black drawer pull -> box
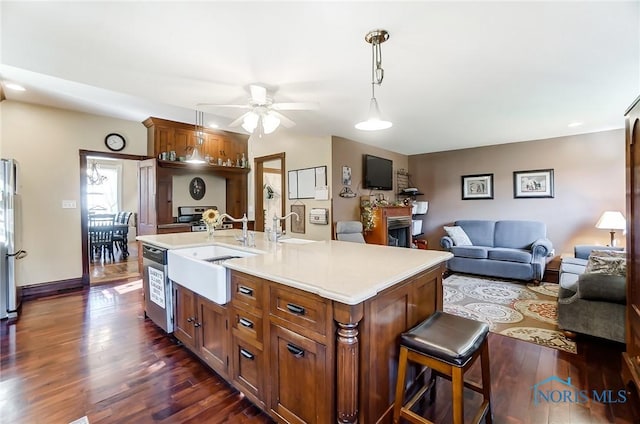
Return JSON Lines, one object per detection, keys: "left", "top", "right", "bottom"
{"left": 194, "top": 322, "right": 201, "bottom": 328}
{"left": 286, "top": 343, "right": 305, "bottom": 358}
{"left": 187, "top": 317, "right": 193, "bottom": 323}
{"left": 238, "top": 286, "right": 253, "bottom": 296}
{"left": 286, "top": 303, "right": 306, "bottom": 315}
{"left": 240, "top": 348, "right": 254, "bottom": 360}
{"left": 239, "top": 317, "right": 254, "bottom": 328}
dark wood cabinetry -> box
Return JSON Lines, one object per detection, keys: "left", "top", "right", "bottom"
{"left": 623, "top": 95, "right": 640, "bottom": 393}
{"left": 173, "top": 283, "right": 229, "bottom": 378}
{"left": 138, "top": 117, "right": 250, "bottom": 235}
{"left": 173, "top": 283, "right": 198, "bottom": 350}
{"left": 171, "top": 262, "right": 445, "bottom": 423}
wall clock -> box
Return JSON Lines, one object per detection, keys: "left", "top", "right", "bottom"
{"left": 189, "top": 177, "right": 206, "bottom": 200}
{"left": 105, "top": 133, "right": 126, "bottom": 151}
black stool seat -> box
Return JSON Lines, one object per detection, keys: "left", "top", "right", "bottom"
{"left": 401, "top": 311, "right": 490, "bottom": 367}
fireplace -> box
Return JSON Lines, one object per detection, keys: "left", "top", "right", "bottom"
{"left": 362, "top": 205, "right": 413, "bottom": 247}
{"left": 387, "top": 216, "right": 412, "bottom": 248}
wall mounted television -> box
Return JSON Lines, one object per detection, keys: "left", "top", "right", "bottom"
{"left": 363, "top": 154, "right": 393, "bottom": 191}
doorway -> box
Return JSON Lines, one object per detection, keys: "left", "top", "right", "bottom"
{"left": 80, "top": 150, "right": 148, "bottom": 285}
{"left": 254, "top": 153, "right": 285, "bottom": 232}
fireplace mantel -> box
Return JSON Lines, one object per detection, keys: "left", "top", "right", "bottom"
{"left": 362, "top": 205, "right": 413, "bottom": 247}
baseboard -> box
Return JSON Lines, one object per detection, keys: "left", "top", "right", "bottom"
{"left": 21, "top": 278, "right": 85, "bottom": 300}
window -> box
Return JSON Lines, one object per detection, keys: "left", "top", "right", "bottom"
{"left": 87, "top": 159, "right": 122, "bottom": 213}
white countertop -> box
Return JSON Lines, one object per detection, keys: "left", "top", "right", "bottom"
{"left": 137, "top": 230, "right": 452, "bottom": 305}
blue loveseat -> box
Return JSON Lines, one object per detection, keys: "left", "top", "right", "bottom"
{"left": 440, "top": 220, "right": 553, "bottom": 282}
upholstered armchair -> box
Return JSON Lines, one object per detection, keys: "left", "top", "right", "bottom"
{"left": 557, "top": 245, "right": 626, "bottom": 342}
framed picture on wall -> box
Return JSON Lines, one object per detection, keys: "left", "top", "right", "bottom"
{"left": 461, "top": 174, "right": 494, "bottom": 200}
{"left": 513, "top": 169, "right": 554, "bottom": 198}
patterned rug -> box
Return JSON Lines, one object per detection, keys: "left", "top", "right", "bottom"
{"left": 443, "top": 274, "right": 577, "bottom": 354}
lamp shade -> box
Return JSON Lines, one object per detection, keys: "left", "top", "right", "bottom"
{"left": 595, "top": 211, "right": 626, "bottom": 230}
{"left": 355, "top": 97, "right": 392, "bottom": 131}
{"left": 185, "top": 145, "right": 206, "bottom": 164}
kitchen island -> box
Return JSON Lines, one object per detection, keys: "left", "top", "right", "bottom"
{"left": 137, "top": 230, "right": 452, "bottom": 423}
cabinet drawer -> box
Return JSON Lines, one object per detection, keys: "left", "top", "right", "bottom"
{"left": 231, "top": 307, "right": 264, "bottom": 346}
{"left": 270, "top": 285, "right": 329, "bottom": 337}
{"left": 231, "top": 337, "right": 264, "bottom": 404}
{"left": 231, "top": 272, "right": 264, "bottom": 312}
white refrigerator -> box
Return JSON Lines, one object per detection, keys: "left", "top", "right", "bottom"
{"left": 0, "top": 159, "right": 27, "bottom": 319}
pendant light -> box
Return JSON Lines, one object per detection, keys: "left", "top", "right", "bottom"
{"left": 356, "top": 29, "right": 392, "bottom": 131}
{"left": 87, "top": 160, "right": 107, "bottom": 185}
{"left": 187, "top": 109, "right": 206, "bottom": 164}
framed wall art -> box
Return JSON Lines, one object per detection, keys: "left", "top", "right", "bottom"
{"left": 513, "top": 169, "right": 554, "bottom": 198}
{"left": 461, "top": 174, "right": 494, "bottom": 200}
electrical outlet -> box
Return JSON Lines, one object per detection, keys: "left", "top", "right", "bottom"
{"left": 62, "top": 200, "right": 77, "bottom": 209}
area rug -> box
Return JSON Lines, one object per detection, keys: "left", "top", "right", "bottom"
{"left": 443, "top": 274, "right": 577, "bottom": 354}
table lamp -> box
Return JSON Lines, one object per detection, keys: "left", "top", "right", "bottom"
{"left": 595, "top": 211, "right": 626, "bottom": 246}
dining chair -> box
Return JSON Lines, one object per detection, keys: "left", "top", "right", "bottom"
{"left": 112, "top": 212, "right": 133, "bottom": 257}
{"left": 88, "top": 213, "right": 115, "bottom": 262}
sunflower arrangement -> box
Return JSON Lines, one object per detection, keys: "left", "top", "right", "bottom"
{"left": 202, "top": 209, "right": 220, "bottom": 226}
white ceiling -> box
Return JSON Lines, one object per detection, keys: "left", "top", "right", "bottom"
{"left": 1, "top": 1, "right": 639, "bottom": 155}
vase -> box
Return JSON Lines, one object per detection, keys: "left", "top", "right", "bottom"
{"left": 206, "top": 223, "right": 215, "bottom": 239}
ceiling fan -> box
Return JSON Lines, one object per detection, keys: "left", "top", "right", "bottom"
{"left": 199, "top": 84, "right": 317, "bottom": 137}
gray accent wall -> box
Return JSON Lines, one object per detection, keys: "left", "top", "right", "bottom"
{"left": 409, "top": 129, "right": 625, "bottom": 255}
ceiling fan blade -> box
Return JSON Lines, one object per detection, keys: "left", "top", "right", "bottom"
{"left": 270, "top": 111, "right": 296, "bottom": 128}
{"left": 272, "top": 102, "right": 319, "bottom": 111}
{"left": 228, "top": 112, "right": 250, "bottom": 127}
{"left": 250, "top": 85, "right": 267, "bottom": 104}
{"left": 198, "top": 103, "right": 249, "bottom": 109}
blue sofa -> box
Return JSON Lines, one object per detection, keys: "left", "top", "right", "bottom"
{"left": 440, "top": 220, "right": 553, "bottom": 282}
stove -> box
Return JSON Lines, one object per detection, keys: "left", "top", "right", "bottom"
{"left": 177, "top": 206, "right": 217, "bottom": 232}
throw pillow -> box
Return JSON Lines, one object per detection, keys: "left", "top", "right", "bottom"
{"left": 443, "top": 226, "right": 473, "bottom": 246}
{"left": 585, "top": 250, "right": 626, "bottom": 277}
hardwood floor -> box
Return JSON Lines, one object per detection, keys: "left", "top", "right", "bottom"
{"left": 90, "top": 242, "right": 141, "bottom": 285}
{"left": 1, "top": 281, "right": 638, "bottom": 423}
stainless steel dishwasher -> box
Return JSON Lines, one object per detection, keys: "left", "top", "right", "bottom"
{"left": 142, "top": 244, "right": 173, "bottom": 333}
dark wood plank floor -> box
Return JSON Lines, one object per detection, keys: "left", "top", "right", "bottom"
{"left": 1, "top": 280, "right": 638, "bottom": 423}
{"left": 90, "top": 242, "right": 140, "bottom": 285}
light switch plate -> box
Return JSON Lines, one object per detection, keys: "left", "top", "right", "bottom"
{"left": 62, "top": 200, "right": 77, "bottom": 209}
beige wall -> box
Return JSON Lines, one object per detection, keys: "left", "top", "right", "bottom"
{"left": 331, "top": 136, "right": 409, "bottom": 227}
{"left": 1, "top": 101, "right": 147, "bottom": 286}
{"left": 409, "top": 130, "right": 625, "bottom": 255}
{"left": 172, "top": 174, "right": 227, "bottom": 217}
{"left": 249, "top": 130, "right": 332, "bottom": 241}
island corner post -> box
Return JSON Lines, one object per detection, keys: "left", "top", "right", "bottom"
{"left": 332, "top": 263, "right": 445, "bottom": 423}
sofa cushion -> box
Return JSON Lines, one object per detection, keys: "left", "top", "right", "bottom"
{"left": 493, "top": 220, "right": 546, "bottom": 249}
{"left": 450, "top": 246, "right": 489, "bottom": 259}
{"left": 585, "top": 250, "right": 626, "bottom": 277}
{"left": 443, "top": 226, "right": 472, "bottom": 246}
{"left": 454, "top": 220, "right": 495, "bottom": 247}
{"left": 487, "top": 248, "right": 532, "bottom": 263}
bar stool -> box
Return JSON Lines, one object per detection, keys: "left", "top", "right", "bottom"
{"left": 393, "top": 311, "right": 492, "bottom": 424}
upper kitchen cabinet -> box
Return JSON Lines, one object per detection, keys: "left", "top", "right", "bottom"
{"left": 143, "top": 117, "right": 248, "bottom": 166}
{"left": 139, "top": 118, "right": 250, "bottom": 234}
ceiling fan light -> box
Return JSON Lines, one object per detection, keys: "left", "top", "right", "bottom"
{"left": 262, "top": 113, "right": 281, "bottom": 134}
{"left": 242, "top": 112, "right": 259, "bottom": 133}
{"left": 355, "top": 97, "right": 392, "bottom": 131}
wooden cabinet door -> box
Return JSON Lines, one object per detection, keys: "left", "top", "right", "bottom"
{"left": 156, "top": 170, "right": 173, "bottom": 225}
{"left": 138, "top": 159, "right": 157, "bottom": 236}
{"left": 269, "top": 324, "right": 330, "bottom": 424}
{"left": 198, "top": 297, "right": 229, "bottom": 377}
{"left": 173, "top": 284, "right": 198, "bottom": 350}
{"left": 624, "top": 95, "right": 640, "bottom": 391}
{"left": 154, "top": 125, "right": 173, "bottom": 156}
{"left": 231, "top": 336, "right": 264, "bottom": 405}
{"left": 174, "top": 128, "right": 194, "bottom": 158}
